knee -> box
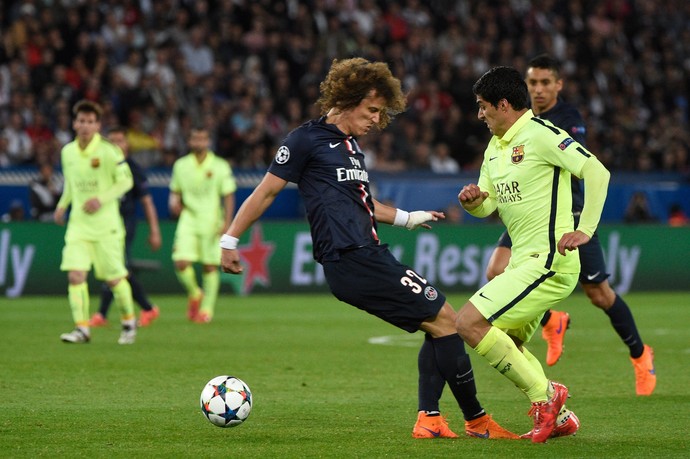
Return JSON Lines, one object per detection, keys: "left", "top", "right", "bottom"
{"left": 485, "top": 265, "right": 500, "bottom": 281}
{"left": 454, "top": 306, "right": 472, "bottom": 337}
{"left": 106, "top": 277, "right": 124, "bottom": 289}
{"left": 454, "top": 304, "right": 490, "bottom": 348}
{"left": 585, "top": 284, "right": 615, "bottom": 309}
{"left": 432, "top": 304, "right": 460, "bottom": 336}
{"left": 175, "top": 261, "right": 189, "bottom": 271}
{"left": 68, "top": 271, "right": 86, "bottom": 285}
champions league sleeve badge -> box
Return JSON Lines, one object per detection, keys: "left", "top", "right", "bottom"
{"left": 275, "top": 146, "right": 290, "bottom": 164}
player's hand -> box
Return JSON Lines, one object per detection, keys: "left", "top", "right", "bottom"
{"left": 221, "top": 248, "right": 243, "bottom": 274}
{"left": 406, "top": 210, "right": 445, "bottom": 230}
{"left": 54, "top": 208, "right": 66, "bottom": 225}
{"left": 169, "top": 202, "right": 182, "bottom": 217}
{"left": 557, "top": 230, "right": 591, "bottom": 255}
{"left": 169, "top": 194, "right": 183, "bottom": 217}
{"left": 148, "top": 230, "right": 162, "bottom": 251}
{"left": 83, "top": 197, "right": 102, "bottom": 214}
{"left": 458, "top": 184, "right": 489, "bottom": 210}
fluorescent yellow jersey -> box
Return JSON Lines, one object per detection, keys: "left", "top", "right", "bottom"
{"left": 170, "top": 151, "right": 236, "bottom": 235}
{"left": 57, "top": 133, "right": 133, "bottom": 241}
{"left": 469, "top": 110, "right": 601, "bottom": 273}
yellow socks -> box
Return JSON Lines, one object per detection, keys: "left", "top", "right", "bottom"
{"left": 111, "top": 278, "right": 135, "bottom": 321}
{"left": 68, "top": 282, "right": 90, "bottom": 327}
{"left": 200, "top": 270, "right": 219, "bottom": 317}
{"left": 176, "top": 265, "right": 201, "bottom": 298}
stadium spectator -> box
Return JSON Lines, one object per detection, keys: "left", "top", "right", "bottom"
{"left": 366, "top": 131, "right": 406, "bottom": 173}
{"left": 624, "top": 191, "right": 657, "bottom": 223}
{"left": 29, "top": 163, "right": 61, "bottom": 221}
{"left": 668, "top": 203, "right": 689, "bottom": 227}
{"left": 179, "top": 25, "right": 214, "bottom": 77}
{"left": 2, "top": 199, "right": 25, "bottom": 222}
{"left": 429, "top": 141, "right": 460, "bottom": 174}
{"left": 3, "top": 112, "right": 33, "bottom": 165}
{"left": 0, "top": 0, "right": 686, "bottom": 178}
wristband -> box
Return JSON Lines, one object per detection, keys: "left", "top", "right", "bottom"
{"left": 219, "top": 234, "right": 239, "bottom": 250}
{"left": 393, "top": 208, "right": 410, "bottom": 227}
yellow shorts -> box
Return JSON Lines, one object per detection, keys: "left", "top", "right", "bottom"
{"left": 470, "top": 260, "right": 578, "bottom": 343}
{"left": 60, "top": 237, "right": 128, "bottom": 281}
{"left": 171, "top": 229, "right": 221, "bottom": 265}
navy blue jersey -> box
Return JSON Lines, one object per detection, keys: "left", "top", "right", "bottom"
{"left": 537, "top": 99, "right": 587, "bottom": 213}
{"left": 120, "top": 157, "right": 150, "bottom": 235}
{"left": 268, "top": 117, "right": 378, "bottom": 263}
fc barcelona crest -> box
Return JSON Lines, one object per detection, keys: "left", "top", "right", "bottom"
{"left": 91, "top": 158, "right": 100, "bottom": 168}
{"left": 511, "top": 145, "right": 525, "bottom": 164}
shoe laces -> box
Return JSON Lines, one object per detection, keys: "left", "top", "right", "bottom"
{"left": 528, "top": 402, "right": 546, "bottom": 423}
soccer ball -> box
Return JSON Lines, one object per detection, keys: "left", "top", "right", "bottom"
{"left": 200, "top": 375, "right": 252, "bottom": 428}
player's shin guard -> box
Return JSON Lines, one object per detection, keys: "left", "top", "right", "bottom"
{"left": 68, "top": 282, "right": 90, "bottom": 326}
{"left": 175, "top": 265, "right": 200, "bottom": 297}
{"left": 475, "top": 327, "right": 549, "bottom": 403}
{"left": 200, "top": 270, "right": 219, "bottom": 317}
{"left": 111, "top": 278, "right": 135, "bottom": 321}
{"left": 606, "top": 295, "right": 645, "bottom": 358}
{"left": 522, "top": 346, "right": 547, "bottom": 379}
{"left": 417, "top": 334, "right": 444, "bottom": 413}
{"left": 432, "top": 334, "right": 484, "bottom": 420}
{"left": 128, "top": 273, "right": 154, "bottom": 311}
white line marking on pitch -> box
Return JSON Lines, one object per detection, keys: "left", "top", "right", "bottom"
{"left": 368, "top": 335, "right": 422, "bottom": 347}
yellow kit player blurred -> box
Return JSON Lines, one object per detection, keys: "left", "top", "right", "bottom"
{"left": 169, "top": 127, "right": 236, "bottom": 323}
{"left": 54, "top": 100, "right": 137, "bottom": 345}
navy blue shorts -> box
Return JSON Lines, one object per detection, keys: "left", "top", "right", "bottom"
{"left": 322, "top": 244, "right": 446, "bottom": 333}
{"left": 495, "top": 228, "right": 609, "bottom": 285}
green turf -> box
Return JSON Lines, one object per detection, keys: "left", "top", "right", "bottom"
{"left": 0, "top": 292, "right": 688, "bottom": 458}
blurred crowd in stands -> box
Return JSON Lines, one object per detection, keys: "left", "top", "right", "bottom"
{"left": 0, "top": 0, "right": 689, "bottom": 175}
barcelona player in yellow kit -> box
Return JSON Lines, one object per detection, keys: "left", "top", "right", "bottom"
{"left": 485, "top": 55, "right": 655, "bottom": 396}
{"left": 55, "top": 100, "right": 136, "bottom": 345}
{"left": 169, "top": 127, "right": 236, "bottom": 323}
{"left": 457, "top": 67, "right": 610, "bottom": 442}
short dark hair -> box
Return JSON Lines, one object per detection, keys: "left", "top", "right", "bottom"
{"left": 72, "top": 99, "right": 103, "bottom": 120}
{"left": 472, "top": 66, "right": 530, "bottom": 110}
{"left": 107, "top": 125, "right": 127, "bottom": 136}
{"left": 527, "top": 54, "right": 561, "bottom": 79}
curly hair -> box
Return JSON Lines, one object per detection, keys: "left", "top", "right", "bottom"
{"left": 316, "top": 58, "right": 406, "bottom": 129}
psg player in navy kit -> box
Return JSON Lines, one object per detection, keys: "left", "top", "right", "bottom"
{"left": 484, "top": 55, "right": 655, "bottom": 395}
{"left": 220, "top": 58, "right": 519, "bottom": 439}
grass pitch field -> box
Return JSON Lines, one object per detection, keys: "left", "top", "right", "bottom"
{"left": 1, "top": 292, "right": 688, "bottom": 458}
